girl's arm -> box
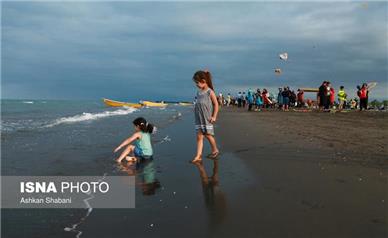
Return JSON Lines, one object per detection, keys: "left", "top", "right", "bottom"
{"left": 209, "top": 90, "right": 219, "bottom": 123}
{"left": 113, "top": 132, "right": 141, "bottom": 153}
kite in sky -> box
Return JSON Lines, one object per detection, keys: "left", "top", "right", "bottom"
{"left": 279, "top": 52, "right": 288, "bottom": 61}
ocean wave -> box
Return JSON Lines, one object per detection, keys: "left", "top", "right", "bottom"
{"left": 22, "top": 101, "right": 34, "bottom": 104}
{"left": 43, "top": 108, "right": 137, "bottom": 128}
{"left": 2, "top": 108, "right": 137, "bottom": 132}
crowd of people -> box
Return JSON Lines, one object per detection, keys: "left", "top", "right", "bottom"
{"left": 215, "top": 81, "right": 376, "bottom": 112}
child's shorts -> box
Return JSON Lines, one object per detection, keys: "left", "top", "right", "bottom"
{"left": 134, "top": 146, "right": 153, "bottom": 160}
{"left": 134, "top": 146, "right": 143, "bottom": 157}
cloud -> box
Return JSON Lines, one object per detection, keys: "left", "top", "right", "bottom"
{"left": 2, "top": 1, "right": 387, "bottom": 100}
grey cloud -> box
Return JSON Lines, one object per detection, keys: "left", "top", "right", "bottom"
{"left": 2, "top": 1, "right": 387, "bottom": 100}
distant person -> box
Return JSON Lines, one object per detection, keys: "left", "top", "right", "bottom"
{"left": 226, "top": 93, "right": 231, "bottom": 106}
{"left": 262, "top": 89, "right": 272, "bottom": 108}
{"left": 191, "top": 70, "right": 220, "bottom": 162}
{"left": 318, "top": 81, "right": 327, "bottom": 110}
{"left": 255, "top": 89, "right": 263, "bottom": 111}
{"left": 277, "top": 87, "right": 283, "bottom": 109}
{"left": 114, "top": 117, "right": 155, "bottom": 163}
{"left": 297, "top": 89, "right": 304, "bottom": 107}
{"left": 329, "top": 85, "right": 335, "bottom": 107}
{"left": 218, "top": 93, "right": 224, "bottom": 106}
{"left": 324, "top": 81, "right": 332, "bottom": 110}
{"left": 242, "top": 92, "right": 247, "bottom": 108}
{"left": 289, "top": 90, "right": 297, "bottom": 107}
{"left": 247, "top": 90, "right": 254, "bottom": 111}
{"left": 281, "top": 86, "right": 290, "bottom": 111}
{"left": 358, "top": 83, "right": 369, "bottom": 111}
{"left": 337, "top": 86, "right": 347, "bottom": 110}
{"left": 237, "top": 92, "right": 242, "bottom": 107}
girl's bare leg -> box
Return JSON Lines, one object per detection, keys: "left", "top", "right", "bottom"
{"left": 192, "top": 132, "right": 204, "bottom": 162}
{"left": 116, "top": 145, "right": 135, "bottom": 163}
{"left": 205, "top": 134, "right": 219, "bottom": 154}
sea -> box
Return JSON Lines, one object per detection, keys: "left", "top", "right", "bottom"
{"left": 1, "top": 99, "right": 254, "bottom": 238}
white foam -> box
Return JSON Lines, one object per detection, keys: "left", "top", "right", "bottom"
{"left": 64, "top": 174, "right": 107, "bottom": 238}
{"left": 44, "top": 108, "right": 137, "bottom": 128}
{"left": 22, "top": 101, "right": 34, "bottom": 104}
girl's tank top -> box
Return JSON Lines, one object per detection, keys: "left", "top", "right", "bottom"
{"left": 135, "top": 132, "right": 153, "bottom": 156}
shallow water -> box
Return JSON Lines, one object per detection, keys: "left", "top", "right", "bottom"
{"left": 1, "top": 100, "right": 256, "bottom": 238}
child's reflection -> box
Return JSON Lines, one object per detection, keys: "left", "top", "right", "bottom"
{"left": 192, "top": 160, "right": 227, "bottom": 229}
{"left": 118, "top": 159, "right": 161, "bottom": 196}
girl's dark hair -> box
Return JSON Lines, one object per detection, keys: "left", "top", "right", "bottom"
{"left": 133, "top": 117, "right": 154, "bottom": 133}
{"left": 193, "top": 70, "right": 214, "bottom": 90}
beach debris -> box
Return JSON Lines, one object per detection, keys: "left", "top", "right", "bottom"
{"left": 274, "top": 68, "right": 282, "bottom": 75}
{"left": 184, "top": 206, "right": 188, "bottom": 209}
{"left": 279, "top": 52, "right": 288, "bottom": 61}
{"left": 173, "top": 191, "right": 176, "bottom": 195}
{"left": 358, "top": 177, "right": 363, "bottom": 181}
{"left": 150, "top": 223, "right": 154, "bottom": 228}
{"left": 162, "top": 135, "right": 171, "bottom": 142}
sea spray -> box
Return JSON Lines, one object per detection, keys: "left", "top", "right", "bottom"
{"left": 44, "top": 108, "right": 137, "bottom": 128}
{"left": 2, "top": 107, "right": 138, "bottom": 133}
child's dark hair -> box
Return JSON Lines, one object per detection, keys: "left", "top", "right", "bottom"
{"left": 133, "top": 117, "right": 154, "bottom": 133}
{"left": 193, "top": 70, "right": 214, "bottom": 90}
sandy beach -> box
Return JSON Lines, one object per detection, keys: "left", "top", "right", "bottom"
{"left": 1, "top": 101, "right": 387, "bottom": 238}
{"left": 216, "top": 107, "right": 387, "bottom": 237}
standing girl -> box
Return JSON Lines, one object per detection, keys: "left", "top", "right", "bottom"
{"left": 192, "top": 70, "right": 220, "bottom": 162}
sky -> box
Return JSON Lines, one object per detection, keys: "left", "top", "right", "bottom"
{"left": 2, "top": 1, "right": 387, "bottom": 101}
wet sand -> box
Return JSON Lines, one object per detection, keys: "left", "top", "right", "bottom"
{"left": 216, "top": 107, "right": 387, "bottom": 237}
{"left": 2, "top": 106, "right": 387, "bottom": 238}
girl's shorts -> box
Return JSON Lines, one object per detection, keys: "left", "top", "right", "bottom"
{"left": 134, "top": 146, "right": 143, "bottom": 157}
{"left": 134, "top": 146, "right": 152, "bottom": 160}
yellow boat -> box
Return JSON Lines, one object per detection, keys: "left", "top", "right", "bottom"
{"left": 103, "top": 98, "right": 143, "bottom": 108}
{"left": 178, "top": 102, "right": 193, "bottom": 106}
{"left": 141, "top": 101, "right": 168, "bottom": 107}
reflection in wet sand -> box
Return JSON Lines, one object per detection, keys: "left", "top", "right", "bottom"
{"left": 118, "top": 159, "right": 161, "bottom": 196}
{"left": 192, "top": 159, "right": 227, "bottom": 233}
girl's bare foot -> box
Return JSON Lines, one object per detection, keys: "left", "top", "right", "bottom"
{"left": 207, "top": 150, "right": 220, "bottom": 159}
{"left": 190, "top": 155, "right": 202, "bottom": 163}
{"left": 125, "top": 156, "right": 137, "bottom": 162}
{"left": 116, "top": 158, "right": 123, "bottom": 163}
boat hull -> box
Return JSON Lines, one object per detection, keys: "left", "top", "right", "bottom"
{"left": 103, "top": 98, "right": 143, "bottom": 108}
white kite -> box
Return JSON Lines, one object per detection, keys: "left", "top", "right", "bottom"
{"left": 367, "top": 82, "right": 377, "bottom": 90}
{"left": 279, "top": 52, "right": 288, "bottom": 61}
